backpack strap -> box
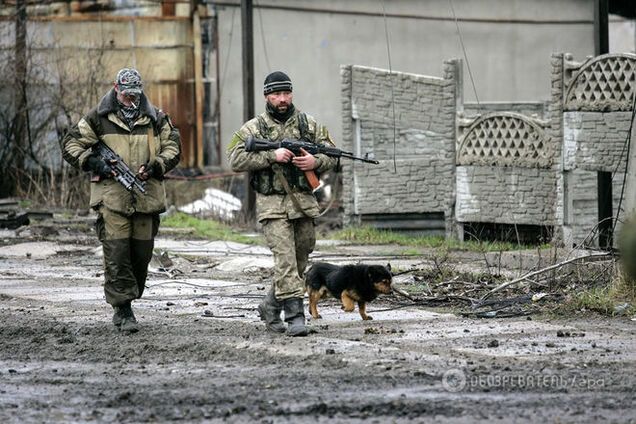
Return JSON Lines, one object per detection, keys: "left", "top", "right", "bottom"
{"left": 272, "top": 165, "right": 308, "bottom": 216}
{"left": 148, "top": 109, "right": 166, "bottom": 164}
{"left": 298, "top": 112, "right": 312, "bottom": 142}
{"left": 257, "top": 115, "right": 270, "bottom": 138}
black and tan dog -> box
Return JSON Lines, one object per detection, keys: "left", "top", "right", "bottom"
{"left": 305, "top": 262, "right": 392, "bottom": 320}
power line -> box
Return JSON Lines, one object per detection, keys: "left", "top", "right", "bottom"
{"left": 448, "top": 0, "right": 481, "bottom": 108}
{"left": 218, "top": 5, "right": 236, "bottom": 98}
{"left": 207, "top": 2, "right": 595, "bottom": 25}
{"left": 380, "top": 0, "right": 397, "bottom": 173}
{"left": 254, "top": 0, "right": 271, "bottom": 72}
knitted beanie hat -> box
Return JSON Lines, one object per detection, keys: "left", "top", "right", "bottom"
{"left": 263, "top": 71, "right": 292, "bottom": 95}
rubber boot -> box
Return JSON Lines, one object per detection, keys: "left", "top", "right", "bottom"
{"left": 283, "top": 297, "right": 309, "bottom": 337}
{"left": 119, "top": 303, "right": 139, "bottom": 333}
{"left": 102, "top": 239, "right": 138, "bottom": 305}
{"left": 130, "top": 239, "right": 154, "bottom": 299}
{"left": 257, "top": 288, "right": 286, "bottom": 333}
{"left": 112, "top": 306, "right": 124, "bottom": 328}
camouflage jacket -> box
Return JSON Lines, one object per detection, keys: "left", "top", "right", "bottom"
{"left": 62, "top": 89, "right": 181, "bottom": 216}
{"left": 227, "top": 108, "right": 337, "bottom": 222}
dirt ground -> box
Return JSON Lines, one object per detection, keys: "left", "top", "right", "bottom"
{"left": 0, "top": 216, "right": 635, "bottom": 424}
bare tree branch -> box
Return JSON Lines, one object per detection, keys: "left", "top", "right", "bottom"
{"left": 481, "top": 252, "right": 614, "bottom": 300}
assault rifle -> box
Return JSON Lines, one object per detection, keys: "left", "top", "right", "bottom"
{"left": 245, "top": 136, "right": 379, "bottom": 190}
{"left": 91, "top": 142, "right": 146, "bottom": 194}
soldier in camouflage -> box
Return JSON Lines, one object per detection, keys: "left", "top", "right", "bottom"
{"left": 63, "top": 68, "right": 181, "bottom": 333}
{"left": 228, "top": 71, "right": 337, "bottom": 336}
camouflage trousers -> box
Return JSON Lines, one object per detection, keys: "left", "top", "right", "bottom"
{"left": 95, "top": 206, "right": 159, "bottom": 307}
{"left": 261, "top": 217, "right": 316, "bottom": 300}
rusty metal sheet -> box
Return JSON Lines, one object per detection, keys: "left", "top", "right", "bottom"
{"left": 148, "top": 81, "right": 197, "bottom": 167}
{"left": 18, "top": 17, "right": 200, "bottom": 167}
{"left": 134, "top": 19, "right": 192, "bottom": 47}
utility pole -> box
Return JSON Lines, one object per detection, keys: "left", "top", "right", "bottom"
{"left": 594, "top": 0, "right": 612, "bottom": 249}
{"left": 241, "top": 0, "right": 256, "bottom": 223}
{"left": 11, "top": 0, "right": 28, "bottom": 197}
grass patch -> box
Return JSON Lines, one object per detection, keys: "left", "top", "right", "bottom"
{"left": 568, "top": 286, "right": 617, "bottom": 315}
{"left": 561, "top": 275, "right": 635, "bottom": 317}
{"left": 161, "top": 212, "right": 261, "bottom": 244}
{"left": 327, "top": 226, "right": 538, "bottom": 252}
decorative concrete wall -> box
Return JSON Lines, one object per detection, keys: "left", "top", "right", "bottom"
{"left": 455, "top": 109, "right": 557, "bottom": 230}
{"left": 340, "top": 53, "right": 636, "bottom": 247}
{"left": 563, "top": 112, "right": 633, "bottom": 171}
{"left": 340, "top": 63, "right": 458, "bottom": 236}
{"left": 560, "top": 53, "right": 636, "bottom": 247}
{"left": 456, "top": 166, "right": 556, "bottom": 225}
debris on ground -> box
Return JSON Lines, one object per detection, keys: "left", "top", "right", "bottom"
{"left": 177, "top": 187, "right": 242, "bottom": 221}
{"left": 0, "top": 212, "right": 634, "bottom": 423}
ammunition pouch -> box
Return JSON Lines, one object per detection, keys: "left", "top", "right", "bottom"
{"left": 250, "top": 163, "right": 315, "bottom": 195}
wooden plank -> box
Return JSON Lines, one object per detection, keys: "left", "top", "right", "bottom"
{"left": 192, "top": 8, "right": 205, "bottom": 168}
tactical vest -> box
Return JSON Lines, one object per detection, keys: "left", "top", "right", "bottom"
{"left": 250, "top": 112, "right": 317, "bottom": 195}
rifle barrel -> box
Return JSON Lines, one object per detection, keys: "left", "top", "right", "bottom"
{"left": 339, "top": 152, "right": 380, "bottom": 164}
{"left": 245, "top": 136, "right": 380, "bottom": 164}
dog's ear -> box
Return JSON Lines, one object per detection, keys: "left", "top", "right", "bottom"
{"left": 386, "top": 262, "right": 392, "bottom": 273}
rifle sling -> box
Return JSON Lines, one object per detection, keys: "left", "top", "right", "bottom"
{"left": 272, "top": 166, "right": 309, "bottom": 217}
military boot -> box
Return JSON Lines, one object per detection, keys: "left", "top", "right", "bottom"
{"left": 118, "top": 303, "right": 139, "bottom": 333}
{"left": 283, "top": 297, "right": 309, "bottom": 337}
{"left": 257, "top": 288, "right": 286, "bottom": 333}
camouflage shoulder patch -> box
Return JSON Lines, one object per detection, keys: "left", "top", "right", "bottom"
{"left": 227, "top": 118, "right": 263, "bottom": 152}
{"left": 227, "top": 133, "right": 245, "bottom": 152}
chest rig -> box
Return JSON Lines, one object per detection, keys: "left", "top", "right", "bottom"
{"left": 250, "top": 112, "right": 317, "bottom": 195}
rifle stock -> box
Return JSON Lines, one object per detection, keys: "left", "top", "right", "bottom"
{"left": 299, "top": 156, "right": 321, "bottom": 191}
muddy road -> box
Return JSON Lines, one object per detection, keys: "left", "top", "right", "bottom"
{"left": 0, "top": 222, "right": 635, "bottom": 423}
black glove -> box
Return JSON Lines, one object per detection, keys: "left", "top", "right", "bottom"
{"left": 140, "top": 161, "right": 163, "bottom": 180}
{"left": 139, "top": 162, "right": 163, "bottom": 181}
{"left": 83, "top": 154, "right": 113, "bottom": 179}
